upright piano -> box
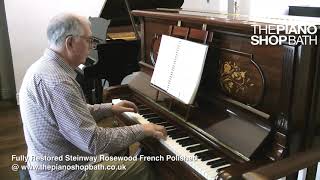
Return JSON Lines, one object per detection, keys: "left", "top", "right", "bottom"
{"left": 104, "top": 9, "right": 320, "bottom": 180}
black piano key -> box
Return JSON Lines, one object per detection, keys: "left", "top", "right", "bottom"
{"left": 195, "top": 150, "right": 212, "bottom": 157}
{"left": 168, "top": 130, "right": 184, "bottom": 137}
{"left": 170, "top": 132, "right": 189, "bottom": 139}
{"left": 137, "top": 105, "right": 148, "bottom": 109}
{"left": 197, "top": 150, "right": 218, "bottom": 161}
{"left": 166, "top": 127, "right": 177, "bottom": 131}
{"left": 155, "top": 121, "right": 170, "bottom": 126}
{"left": 155, "top": 122, "right": 171, "bottom": 127}
{"left": 142, "top": 113, "right": 158, "bottom": 118}
{"left": 208, "top": 159, "right": 228, "bottom": 168}
{"left": 176, "top": 137, "right": 192, "bottom": 144}
{"left": 199, "top": 149, "right": 217, "bottom": 157}
{"left": 207, "top": 158, "right": 224, "bottom": 165}
{"left": 147, "top": 117, "right": 165, "bottom": 123}
{"left": 139, "top": 109, "right": 153, "bottom": 114}
{"left": 204, "top": 153, "right": 220, "bottom": 161}
{"left": 201, "top": 155, "right": 217, "bottom": 161}
{"left": 186, "top": 144, "right": 208, "bottom": 152}
{"left": 167, "top": 129, "right": 182, "bottom": 136}
{"left": 177, "top": 138, "right": 199, "bottom": 147}
{"left": 217, "top": 164, "right": 231, "bottom": 172}
{"left": 165, "top": 125, "right": 175, "bottom": 129}
{"left": 210, "top": 161, "right": 229, "bottom": 168}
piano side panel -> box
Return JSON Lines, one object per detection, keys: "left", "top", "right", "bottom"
{"left": 289, "top": 44, "right": 318, "bottom": 152}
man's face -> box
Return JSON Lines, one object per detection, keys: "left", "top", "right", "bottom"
{"left": 70, "top": 23, "right": 93, "bottom": 66}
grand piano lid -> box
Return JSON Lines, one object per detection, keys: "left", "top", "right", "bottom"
{"left": 99, "top": 0, "right": 184, "bottom": 26}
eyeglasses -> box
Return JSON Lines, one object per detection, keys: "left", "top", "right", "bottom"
{"left": 66, "top": 35, "right": 101, "bottom": 49}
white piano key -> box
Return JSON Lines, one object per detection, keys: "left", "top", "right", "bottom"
{"left": 166, "top": 128, "right": 177, "bottom": 132}
{"left": 165, "top": 125, "right": 175, "bottom": 129}
{"left": 277, "top": 177, "right": 286, "bottom": 180}
{"left": 297, "top": 168, "right": 307, "bottom": 180}
{"left": 316, "top": 162, "right": 320, "bottom": 180}
{"left": 184, "top": 143, "right": 201, "bottom": 148}
{"left": 122, "top": 111, "right": 231, "bottom": 180}
{"left": 155, "top": 121, "right": 169, "bottom": 125}
{"left": 173, "top": 136, "right": 190, "bottom": 141}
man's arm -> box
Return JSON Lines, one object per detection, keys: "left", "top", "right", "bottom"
{"left": 87, "top": 100, "right": 139, "bottom": 121}
{"left": 51, "top": 81, "right": 146, "bottom": 154}
{"left": 87, "top": 103, "right": 113, "bottom": 121}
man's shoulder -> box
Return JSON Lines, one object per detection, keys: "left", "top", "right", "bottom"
{"left": 27, "top": 58, "right": 74, "bottom": 86}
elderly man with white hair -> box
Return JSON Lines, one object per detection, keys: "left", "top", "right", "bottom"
{"left": 19, "top": 13, "right": 166, "bottom": 180}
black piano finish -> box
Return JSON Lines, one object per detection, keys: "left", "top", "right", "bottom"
{"left": 81, "top": 40, "right": 140, "bottom": 104}
{"left": 84, "top": 40, "right": 140, "bottom": 85}
{"left": 289, "top": 6, "right": 320, "bottom": 17}
{"left": 77, "top": 0, "right": 184, "bottom": 104}
{"left": 100, "top": 0, "right": 184, "bottom": 27}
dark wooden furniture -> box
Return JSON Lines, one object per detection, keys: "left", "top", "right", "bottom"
{"left": 104, "top": 9, "right": 320, "bottom": 179}
{"left": 243, "top": 147, "right": 320, "bottom": 180}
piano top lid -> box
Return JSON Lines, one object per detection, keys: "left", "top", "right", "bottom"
{"left": 99, "top": 0, "right": 184, "bottom": 27}
{"left": 132, "top": 8, "right": 320, "bottom": 33}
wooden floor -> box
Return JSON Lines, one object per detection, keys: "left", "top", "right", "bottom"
{"left": 0, "top": 101, "right": 25, "bottom": 180}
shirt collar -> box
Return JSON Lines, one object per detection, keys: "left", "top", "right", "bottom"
{"left": 44, "top": 48, "right": 77, "bottom": 79}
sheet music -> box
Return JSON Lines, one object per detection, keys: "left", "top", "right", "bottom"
{"left": 88, "top": 17, "right": 110, "bottom": 62}
{"left": 151, "top": 35, "right": 208, "bottom": 104}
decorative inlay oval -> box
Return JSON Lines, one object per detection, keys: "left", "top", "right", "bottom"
{"left": 218, "top": 49, "right": 265, "bottom": 106}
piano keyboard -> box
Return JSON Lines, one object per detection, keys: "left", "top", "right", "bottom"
{"left": 120, "top": 103, "right": 232, "bottom": 180}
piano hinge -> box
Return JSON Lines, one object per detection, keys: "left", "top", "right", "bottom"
{"left": 177, "top": 20, "right": 182, "bottom": 27}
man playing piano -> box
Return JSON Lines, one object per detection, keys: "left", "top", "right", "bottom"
{"left": 19, "top": 13, "right": 167, "bottom": 180}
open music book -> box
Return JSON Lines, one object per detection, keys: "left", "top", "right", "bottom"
{"left": 151, "top": 35, "right": 208, "bottom": 104}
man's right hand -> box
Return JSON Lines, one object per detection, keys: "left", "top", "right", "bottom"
{"left": 142, "top": 123, "right": 167, "bottom": 140}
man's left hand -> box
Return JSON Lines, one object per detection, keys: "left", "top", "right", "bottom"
{"left": 111, "top": 100, "right": 138, "bottom": 114}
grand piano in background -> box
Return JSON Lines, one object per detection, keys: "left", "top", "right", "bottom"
{"left": 77, "top": 0, "right": 184, "bottom": 104}
{"left": 103, "top": 9, "right": 320, "bottom": 180}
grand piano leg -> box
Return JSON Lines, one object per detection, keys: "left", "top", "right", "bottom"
{"left": 94, "top": 79, "right": 103, "bottom": 104}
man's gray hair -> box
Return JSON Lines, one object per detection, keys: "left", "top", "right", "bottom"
{"left": 47, "top": 13, "right": 90, "bottom": 48}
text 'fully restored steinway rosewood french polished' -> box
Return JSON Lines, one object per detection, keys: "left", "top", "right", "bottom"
{"left": 104, "top": 9, "right": 320, "bottom": 180}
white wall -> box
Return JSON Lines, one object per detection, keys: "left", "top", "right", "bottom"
{"left": 4, "top": 0, "right": 105, "bottom": 102}
{"left": 182, "top": 0, "right": 290, "bottom": 15}
{"left": 182, "top": 0, "right": 228, "bottom": 13}
{"left": 248, "top": 0, "right": 290, "bottom": 16}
